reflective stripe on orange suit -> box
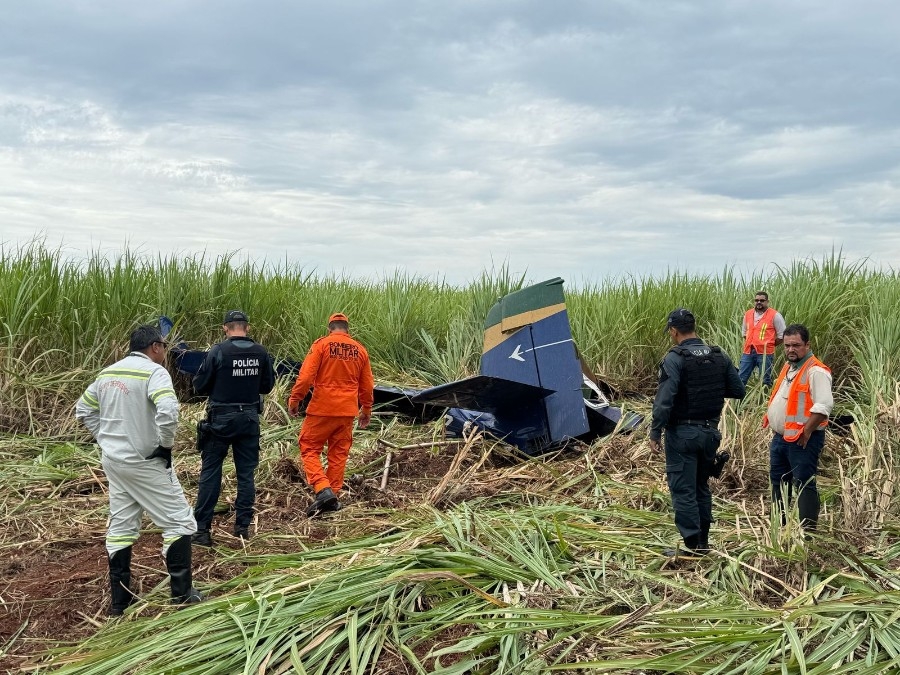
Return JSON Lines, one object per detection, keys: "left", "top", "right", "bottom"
{"left": 763, "top": 356, "right": 830, "bottom": 441}
{"left": 743, "top": 307, "right": 778, "bottom": 355}
{"left": 288, "top": 333, "right": 374, "bottom": 494}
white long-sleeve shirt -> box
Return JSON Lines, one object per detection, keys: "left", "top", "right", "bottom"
{"left": 765, "top": 358, "right": 833, "bottom": 435}
{"left": 75, "top": 352, "right": 179, "bottom": 463}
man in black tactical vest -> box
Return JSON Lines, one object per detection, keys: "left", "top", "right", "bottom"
{"left": 191, "top": 310, "right": 275, "bottom": 546}
{"left": 649, "top": 308, "right": 746, "bottom": 556}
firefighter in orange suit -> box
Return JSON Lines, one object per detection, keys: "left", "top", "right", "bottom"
{"left": 739, "top": 291, "right": 786, "bottom": 387}
{"left": 288, "top": 313, "right": 374, "bottom": 517}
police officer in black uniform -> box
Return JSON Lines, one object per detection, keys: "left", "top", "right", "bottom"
{"left": 192, "top": 310, "right": 275, "bottom": 546}
{"left": 649, "top": 308, "right": 745, "bottom": 555}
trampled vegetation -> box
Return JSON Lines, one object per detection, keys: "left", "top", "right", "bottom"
{"left": 2, "top": 242, "right": 900, "bottom": 673}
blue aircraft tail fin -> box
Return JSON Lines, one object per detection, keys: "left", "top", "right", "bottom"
{"left": 412, "top": 278, "right": 591, "bottom": 453}
{"left": 479, "top": 278, "right": 589, "bottom": 446}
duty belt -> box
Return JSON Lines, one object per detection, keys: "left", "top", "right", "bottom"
{"left": 208, "top": 401, "right": 257, "bottom": 411}
{"left": 675, "top": 418, "right": 719, "bottom": 428}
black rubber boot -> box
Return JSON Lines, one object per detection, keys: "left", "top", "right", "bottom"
{"left": 797, "top": 483, "right": 820, "bottom": 531}
{"left": 108, "top": 546, "right": 134, "bottom": 616}
{"left": 305, "top": 487, "right": 338, "bottom": 518}
{"left": 166, "top": 535, "right": 203, "bottom": 605}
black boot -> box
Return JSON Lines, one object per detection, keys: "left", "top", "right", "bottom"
{"left": 108, "top": 546, "right": 134, "bottom": 616}
{"left": 166, "top": 535, "right": 203, "bottom": 605}
{"left": 663, "top": 534, "right": 706, "bottom": 558}
{"left": 305, "top": 487, "right": 338, "bottom": 518}
{"left": 191, "top": 529, "right": 213, "bottom": 547}
{"left": 697, "top": 526, "right": 711, "bottom": 554}
{"left": 797, "top": 483, "right": 820, "bottom": 531}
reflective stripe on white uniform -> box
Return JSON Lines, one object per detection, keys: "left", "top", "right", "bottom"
{"left": 75, "top": 352, "right": 178, "bottom": 462}
{"left": 103, "top": 457, "right": 196, "bottom": 556}
{"left": 76, "top": 351, "right": 195, "bottom": 556}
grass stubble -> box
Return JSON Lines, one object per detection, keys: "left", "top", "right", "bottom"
{"left": 1, "top": 243, "right": 899, "bottom": 673}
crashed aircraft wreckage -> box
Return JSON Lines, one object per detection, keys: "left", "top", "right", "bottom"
{"left": 410, "top": 277, "right": 640, "bottom": 454}
{"left": 160, "top": 277, "right": 639, "bottom": 456}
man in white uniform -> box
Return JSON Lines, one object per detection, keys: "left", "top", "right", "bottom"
{"left": 76, "top": 325, "right": 202, "bottom": 615}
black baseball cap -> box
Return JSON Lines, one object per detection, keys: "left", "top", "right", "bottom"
{"left": 223, "top": 309, "right": 249, "bottom": 324}
{"left": 665, "top": 308, "right": 695, "bottom": 332}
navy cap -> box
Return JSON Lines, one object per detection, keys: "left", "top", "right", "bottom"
{"left": 665, "top": 308, "right": 695, "bottom": 332}
{"left": 223, "top": 309, "right": 248, "bottom": 324}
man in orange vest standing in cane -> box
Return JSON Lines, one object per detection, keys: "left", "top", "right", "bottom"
{"left": 288, "top": 313, "right": 374, "bottom": 517}
{"left": 764, "top": 324, "right": 833, "bottom": 531}
{"left": 739, "top": 291, "right": 785, "bottom": 387}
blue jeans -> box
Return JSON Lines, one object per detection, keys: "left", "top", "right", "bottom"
{"left": 194, "top": 421, "right": 260, "bottom": 531}
{"left": 769, "top": 430, "right": 824, "bottom": 528}
{"left": 739, "top": 349, "right": 775, "bottom": 386}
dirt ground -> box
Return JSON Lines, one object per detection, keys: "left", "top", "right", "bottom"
{"left": 0, "top": 436, "right": 531, "bottom": 673}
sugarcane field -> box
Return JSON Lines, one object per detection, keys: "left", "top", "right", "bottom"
{"left": 3, "top": 244, "right": 900, "bottom": 675}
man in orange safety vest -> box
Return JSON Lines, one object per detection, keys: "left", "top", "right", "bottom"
{"left": 763, "top": 324, "right": 833, "bottom": 531}
{"left": 739, "top": 291, "right": 786, "bottom": 387}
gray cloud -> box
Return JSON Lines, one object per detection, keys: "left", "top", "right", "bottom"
{"left": 1, "top": 1, "right": 899, "bottom": 283}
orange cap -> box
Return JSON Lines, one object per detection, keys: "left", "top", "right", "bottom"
{"left": 328, "top": 312, "right": 349, "bottom": 324}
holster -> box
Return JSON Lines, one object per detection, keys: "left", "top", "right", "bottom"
{"left": 709, "top": 451, "right": 730, "bottom": 479}
{"left": 196, "top": 419, "right": 210, "bottom": 452}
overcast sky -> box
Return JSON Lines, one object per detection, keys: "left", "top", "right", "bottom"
{"left": 1, "top": 1, "right": 898, "bottom": 284}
